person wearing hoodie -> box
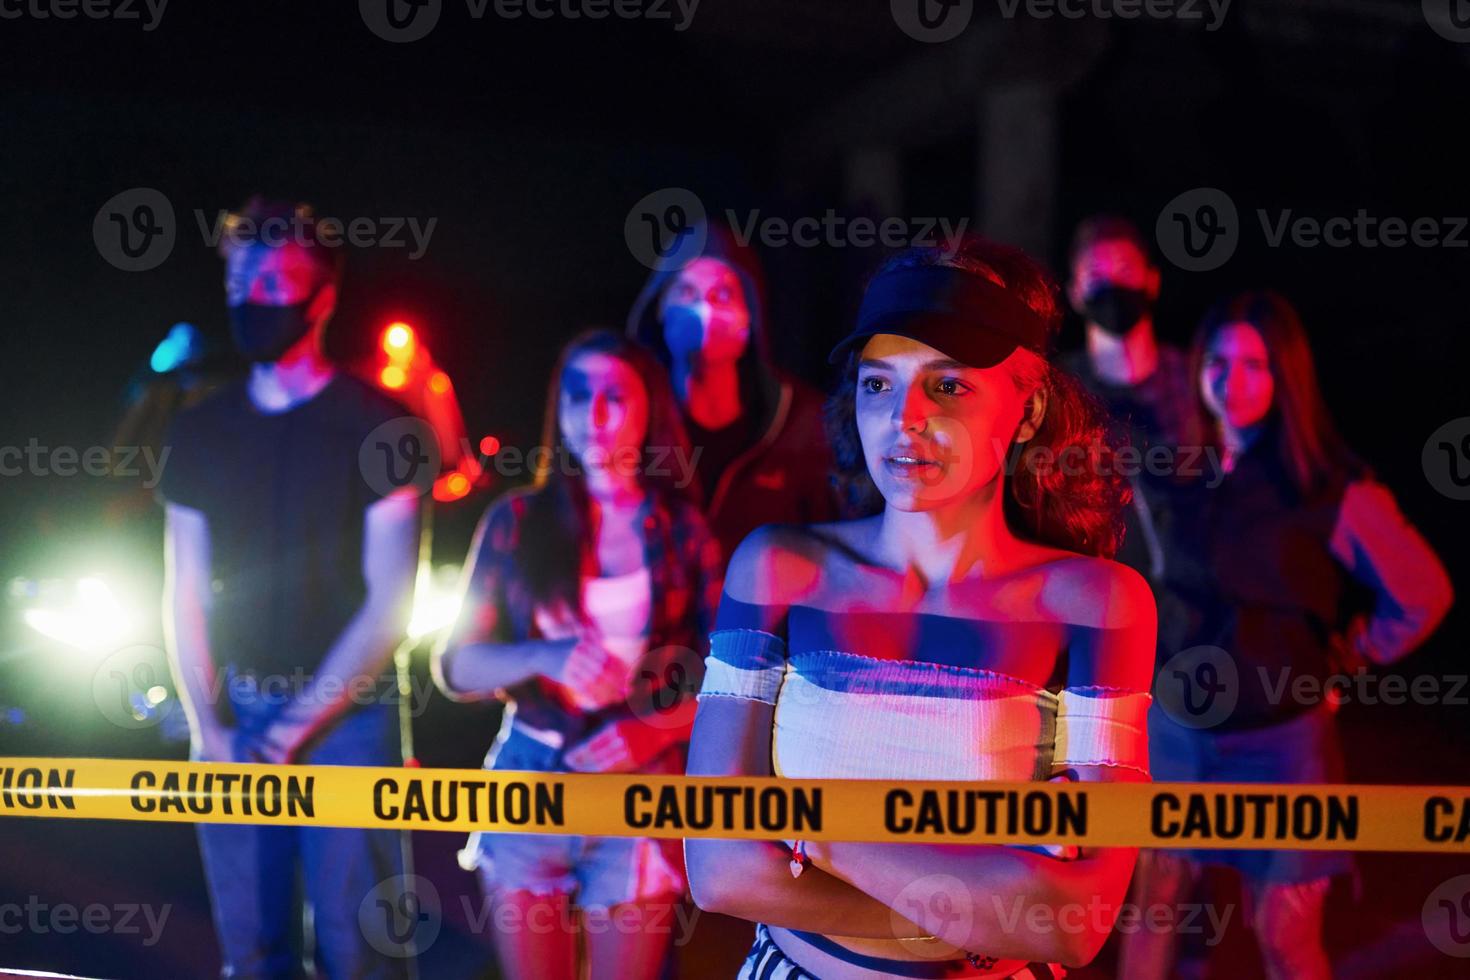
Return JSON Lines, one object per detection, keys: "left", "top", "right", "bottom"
{"left": 627, "top": 221, "right": 840, "bottom": 562}
{"left": 1061, "top": 214, "right": 1196, "bottom": 586}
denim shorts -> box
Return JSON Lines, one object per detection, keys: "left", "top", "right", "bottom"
{"left": 464, "top": 723, "right": 686, "bottom": 908}
{"left": 1148, "top": 703, "right": 1353, "bottom": 884}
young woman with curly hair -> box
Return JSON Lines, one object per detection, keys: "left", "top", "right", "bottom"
{"left": 685, "top": 236, "right": 1157, "bottom": 978}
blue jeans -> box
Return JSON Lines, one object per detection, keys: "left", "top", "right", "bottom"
{"left": 196, "top": 690, "right": 412, "bottom": 980}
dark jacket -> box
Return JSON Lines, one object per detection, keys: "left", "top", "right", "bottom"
{"left": 1159, "top": 428, "right": 1453, "bottom": 730}
{"left": 628, "top": 221, "right": 840, "bottom": 561}
{"left": 1061, "top": 344, "right": 1195, "bottom": 585}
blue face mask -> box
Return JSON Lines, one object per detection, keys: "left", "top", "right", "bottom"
{"left": 227, "top": 300, "right": 314, "bottom": 363}
{"left": 661, "top": 304, "right": 706, "bottom": 360}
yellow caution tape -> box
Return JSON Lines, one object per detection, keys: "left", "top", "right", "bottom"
{"left": 2, "top": 758, "right": 1468, "bottom": 852}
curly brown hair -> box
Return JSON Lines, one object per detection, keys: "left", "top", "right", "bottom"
{"left": 825, "top": 235, "right": 1132, "bottom": 558}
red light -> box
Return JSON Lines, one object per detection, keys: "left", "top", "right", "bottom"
{"left": 446, "top": 473, "right": 470, "bottom": 497}
{"left": 383, "top": 322, "right": 414, "bottom": 353}
{"left": 428, "top": 371, "right": 451, "bottom": 395}
{"left": 479, "top": 435, "right": 500, "bottom": 456}
{"left": 380, "top": 365, "right": 407, "bottom": 389}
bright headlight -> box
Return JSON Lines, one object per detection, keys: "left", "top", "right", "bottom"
{"left": 407, "top": 564, "right": 463, "bottom": 640}
{"left": 21, "top": 575, "right": 139, "bottom": 653}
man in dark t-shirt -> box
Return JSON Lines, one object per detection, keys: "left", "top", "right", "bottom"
{"left": 160, "top": 197, "right": 421, "bottom": 978}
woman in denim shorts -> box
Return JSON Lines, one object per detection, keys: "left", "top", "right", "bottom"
{"left": 1121, "top": 291, "right": 1454, "bottom": 979}
{"left": 434, "top": 329, "right": 723, "bottom": 980}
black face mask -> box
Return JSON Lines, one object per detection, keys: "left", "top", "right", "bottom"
{"left": 228, "top": 301, "right": 315, "bottom": 363}
{"left": 1082, "top": 286, "right": 1151, "bottom": 336}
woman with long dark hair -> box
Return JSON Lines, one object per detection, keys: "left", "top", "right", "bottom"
{"left": 685, "top": 236, "right": 1157, "bottom": 978}
{"left": 1119, "top": 290, "right": 1454, "bottom": 980}
{"left": 433, "top": 329, "right": 723, "bottom": 980}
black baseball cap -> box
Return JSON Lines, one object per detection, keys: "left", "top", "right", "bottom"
{"left": 829, "top": 266, "right": 1049, "bottom": 368}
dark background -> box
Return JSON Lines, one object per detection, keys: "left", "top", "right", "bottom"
{"left": 1, "top": 1, "right": 1468, "bottom": 977}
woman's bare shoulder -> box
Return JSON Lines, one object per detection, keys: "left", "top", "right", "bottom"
{"left": 724, "top": 517, "right": 878, "bottom": 606}
{"left": 1022, "top": 548, "right": 1157, "bottom": 631}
